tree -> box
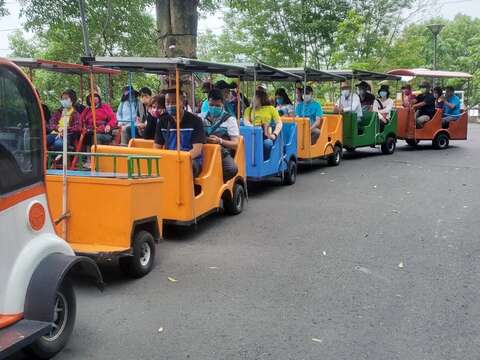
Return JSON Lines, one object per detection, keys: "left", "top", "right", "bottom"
{"left": 0, "top": 0, "right": 8, "bottom": 17}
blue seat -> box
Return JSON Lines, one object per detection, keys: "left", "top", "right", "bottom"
{"left": 240, "top": 122, "right": 297, "bottom": 181}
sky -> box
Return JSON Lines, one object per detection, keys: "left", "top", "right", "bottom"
{"left": 1, "top": 0, "right": 479, "bottom": 57}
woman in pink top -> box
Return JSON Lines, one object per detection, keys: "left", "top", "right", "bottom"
{"left": 81, "top": 93, "right": 117, "bottom": 145}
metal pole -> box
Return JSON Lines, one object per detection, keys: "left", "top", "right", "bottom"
{"left": 433, "top": 33, "right": 437, "bottom": 71}
{"left": 78, "top": 0, "right": 92, "bottom": 58}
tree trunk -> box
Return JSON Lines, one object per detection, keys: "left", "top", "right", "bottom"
{"left": 156, "top": 0, "right": 199, "bottom": 58}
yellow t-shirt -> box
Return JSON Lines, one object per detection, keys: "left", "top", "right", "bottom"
{"left": 244, "top": 105, "right": 279, "bottom": 126}
{"left": 58, "top": 108, "right": 74, "bottom": 129}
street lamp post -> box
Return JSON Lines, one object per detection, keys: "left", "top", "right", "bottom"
{"left": 427, "top": 24, "right": 445, "bottom": 71}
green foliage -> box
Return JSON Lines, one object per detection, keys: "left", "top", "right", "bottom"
{"left": 0, "top": 0, "right": 8, "bottom": 17}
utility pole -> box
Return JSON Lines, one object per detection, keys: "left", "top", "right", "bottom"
{"left": 78, "top": 0, "right": 92, "bottom": 59}
{"left": 427, "top": 24, "right": 445, "bottom": 71}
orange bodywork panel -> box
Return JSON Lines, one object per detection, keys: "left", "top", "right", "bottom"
{"left": 94, "top": 137, "right": 246, "bottom": 224}
{"left": 46, "top": 175, "right": 163, "bottom": 254}
{"left": 0, "top": 314, "right": 23, "bottom": 329}
{"left": 281, "top": 114, "right": 343, "bottom": 160}
{"left": 396, "top": 108, "right": 468, "bottom": 141}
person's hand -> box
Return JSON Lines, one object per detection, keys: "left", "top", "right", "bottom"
{"left": 269, "top": 133, "right": 277, "bottom": 141}
{"left": 137, "top": 122, "right": 145, "bottom": 129}
{"left": 105, "top": 125, "right": 111, "bottom": 133}
{"left": 438, "top": 95, "right": 445, "bottom": 102}
{"left": 208, "top": 135, "right": 222, "bottom": 144}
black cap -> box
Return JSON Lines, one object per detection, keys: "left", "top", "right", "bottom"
{"left": 214, "top": 80, "right": 236, "bottom": 90}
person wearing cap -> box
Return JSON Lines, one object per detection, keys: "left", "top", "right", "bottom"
{"left": 372, "top": 85, "right": 394, "bottom": 132}
{"left": 295, "top": 86, "right": 324, "bottom": 145}
{"left": 401, "top": 84, "right": 416, "bottom": 107}
{"left": 334, "top": 82, "right": 363, "bottom": 122}
{"left": 198, "top": 81, "right": 213, "bottom": 114}
{"left": 243, "top": 90, "right": 283, "bottom": 160}
{"left": 200, "top": 88, "right": 239, "bottom": 182}
{"left": 441, "top": 86, "right": 461, "bottom": 128}
{"left": 214, "top": 80, "right": 237, "bottom": 117}
{"left": 356, "top": 81, "right": 375, "bottom": 112}
{"left": 412, "top": 81, "right": 436, "bottom": 128}
{"left": 116, "top": 85, "right": 144, "bottom": 144}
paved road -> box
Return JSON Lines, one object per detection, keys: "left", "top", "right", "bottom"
{"left": 11, "top": 124, "right": 480, "bottom": 360}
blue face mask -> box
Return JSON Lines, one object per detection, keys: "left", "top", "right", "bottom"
{"left": 208, "top": 105, "right": 223, "bottom": 118}
{"left": 166, "top": 105, "right": 177, "bottom": 117}
{"left": 379, "top": 91, "right": 387, "bottom": 98}
{"left": 276, "top": 98, "right": 284, "bottom": 105}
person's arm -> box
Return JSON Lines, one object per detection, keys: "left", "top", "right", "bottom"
{"left": 190, "top": 116, "right": 206, "bottom": 159}
{"left": 243, "top": 107, "right": 252, "bottom": 125}
{"left": 105, "top": 105, "right": 118, "bottom": 132}
{"left": 444, "top": 98, "right": 456, "bottom": 110}
{"left": 190, "top": 143, "right": 203, "bottom": 159}
{"left": 310, "top": 102, "right": 323, "bottom": 130}
{"left": 219, "top": 117, "right": 239, "bottom": 150}
{"left": 48, "top": 111, "right": 60, "bottom": 132}
{"left": 69, "top": 112, "right": 82, "bottom": 133}
{"left": 154, "top": 118, "right": 166, "bottom": 149}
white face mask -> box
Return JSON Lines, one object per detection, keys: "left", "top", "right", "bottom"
{"left": 60, "top": 98, "right": 72, "bottom": 108}
{"left": 304, "top": 94, "right": 312, "bottom": 102}
{"left": 341, "top": 89, "right": 350, "bottom": 97}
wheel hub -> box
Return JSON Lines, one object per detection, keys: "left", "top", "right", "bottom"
{"left": 140, "top": 242, "right": 151, "bottom": 266}
{"left": 44, "top": 292, "right": 68, "bottom": 342}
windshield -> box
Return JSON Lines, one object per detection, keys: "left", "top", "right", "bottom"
{"left": 0, "top": 65, "right": 43, "bottom": 195}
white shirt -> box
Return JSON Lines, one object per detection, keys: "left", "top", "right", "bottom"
{"left": 336, "top": 93, "right": 363, "bottom": 119}
{"left": 200, "top": 112, "right": 239, "bottom": 137}
{"left": 372, "top": 98, "right": 394, "bottom": 120}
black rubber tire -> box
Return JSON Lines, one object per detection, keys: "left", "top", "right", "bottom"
{"left": 433, "top": 133, "right": 449, "bottom": 149}
{"left": 119, "top": 230, "right": 155, "bottom": 278}
{"left": 225, "top": 183, "right": 245, "bottom": 215}
{"left": 406, "top": 139, "right": 420, "bottom": 147}
{"left": 282, "top": 159, "right": 297, "bottom": 185}
{"left": 381, "top": 136, "right": 396, "bottom": 155}
{"left": 345, "top": 146, "right": 355, "bottom": 152}
{"left": 327, "top": 145, "right": 342, "bottom": 166}
{"left": 25, "top": 279, "right": 76, "bottom": 359}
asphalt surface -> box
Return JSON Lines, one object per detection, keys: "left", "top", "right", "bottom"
{"left": 10, "top": 124, "right": 480, "bottom": 360}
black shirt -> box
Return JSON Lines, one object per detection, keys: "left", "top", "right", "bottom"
{"left": 144, "top": 113, "right": 157, "bottom": 140}
{"left": 154, "top": 111, "right": 205, "bottom": 153}
{"left": 360, "top": 92, "right": 376, "bottom": 107}
{"left": 416, "top": 93, "right": 436, "bottom": 118}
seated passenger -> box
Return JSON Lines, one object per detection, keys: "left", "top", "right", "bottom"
{"left": 116, "top": 86, "right": 144, "bottom": 144}
{"left": 81, "top": 93, "right": 117, "bottom": 145}
{"left": 275, "top": 88, "right": 294, "bottom": 117}
{"left": 334, "top": 82, "right": 363, "bottom": 122}
{"left": 412, "top": 81, "right": 436, "bottom": 128}
{"left": 154, "top": 89, "right": 205, "bottom": 177}
{"left": 214, "top": 80, "right": 237, "bottom": 117}
{"left": 198, "top": 81, "right": 213, "bottom": 114}
{"left": 372, "top": 85, "right": 394, "bottom": 132}
{"left": 144, "top": 94, "right": 165, "bottom": 140}
{"left": 401, "top": 84, "right": 416, "bottom": 107}
{"left": 433, "top": 86, "right": 444, "bottom": 110}
{"left": 71, "top": 89, "right": 86, "bottom": 114}
{"left": 200, "top": 89, "right": 239, "bottom": 182}
{"left": 243, "top": 90, "right": 283, "bottom": 161}
{"left": 441, "top": 86, "right": 461, "bottom": 129}
{"left": 46, "top": 90, "right": 83, "bottom": 151}
{"left": 295, "top": 86, "right": 324, "bottom": 145}
{"left": 356, "top": 81, "right": 375, "bottom": 112}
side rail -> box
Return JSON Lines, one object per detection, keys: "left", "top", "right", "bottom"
{"left": 46, "top": 151, "right": 161, "bottom": 179}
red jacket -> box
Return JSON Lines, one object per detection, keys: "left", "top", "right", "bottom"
{"left": 81, "top": 103, "right": 117, "bottom": 133}
{"left": 48, "top": 108, "right": 82, "bottom": 134}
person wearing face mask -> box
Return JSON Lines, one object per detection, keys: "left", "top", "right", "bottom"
{"left": 372, "top": 85, "right": 394, "bottom": 132}
{"left": 81, "top": 93, "right": 117, "bottom": 145}
{"left": 154, "top": 89, "right": 205, "bottom": 178}
{"left": 144, "top": 94, "right": 165, "bottom": 140}
{"left": 243, "top": 90, "right": 283, "bottom": 160}
{"left": 275, "top": 88, "right": 294, "bottom": 117}
{"left": 200, "top": 89, "right": 239, "bottom": 182}
{"left": 214, "top": 80, "right": 238, "bottom": 117}
{"left": 433, "top": 86, "right": 444, "bottom": 109}
{"left": 334, "top": 82, "right": 363, "bottom": 122}
{"left": 401, "top": 84, "right": 416, "bottom": 107}
{"left": 116, "top": 86, "right": 144, "bottom": 144}
{"left": 294, "top": 86, "right": 324, "bottom": 145}
{"left": 356, "top": 81, "right": 375, "bottom": 112}
{"left": 412, "top": 81, "right": 436, "bottom": 128}
{"left": 46, "top": 89, "right": 83, "bottom": 151}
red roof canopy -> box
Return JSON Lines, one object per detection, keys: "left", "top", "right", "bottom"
{"left": 9, "top": 58, "right": 121, "bottom": 76}
{"left": 388, "top": 68, "right": 472, "bottom": 79}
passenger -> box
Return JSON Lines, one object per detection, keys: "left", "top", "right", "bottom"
{"left": 334, "top": 82, "right": 363, "bottom": 122}
{"left": 214, "top": 80, "right": 237, "bottom": 116}
{"left": 46, "top": 90, "right": 83, "bottom": 151}
{"left": 412, "top": 81, "right": 436, "bottom": 129}
{"left": 154, "top": 88, "right": 205, "bottom": 177}
{"left": 295, "top": 87, "right": 304, "bottom": 104}
{"left": 275, "top": 88, "right": 294, "bottom": 116}
{"left": 243, "top": 90, "right": 283, "bottom": 160}
{"left": 116, "top": 86, "right": 144, "bottom": 144}
{"left": 372, "top": 85, "right": 394, "bottom": 132}
{"left": 433, "top": 86, "right": 444, "bottom": 109}
{"left": 295, "top": 86, "right": 324, "bottom": 145}
{"left": 70, "top": 89, "right": 86, "bottom": 114}
{"left": 199, "top": 81, "right": 213, "bottom": 114}
{"left": 81, "top": 93, "right": 117, "bottom": 145}
{"left": 356, "top": 81, "right": 375, "bottom": 112}
{"left": 201, "top": 89, "right": 239, "bottom": 182}
{"left": 144, "top": 94, "right": 165, "bottom": 140}
{"left": 401, "top": 84, "right": 415, "bottom": 107}
{"left": 441, "top": 86, "right": 461, "bottom": 129}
